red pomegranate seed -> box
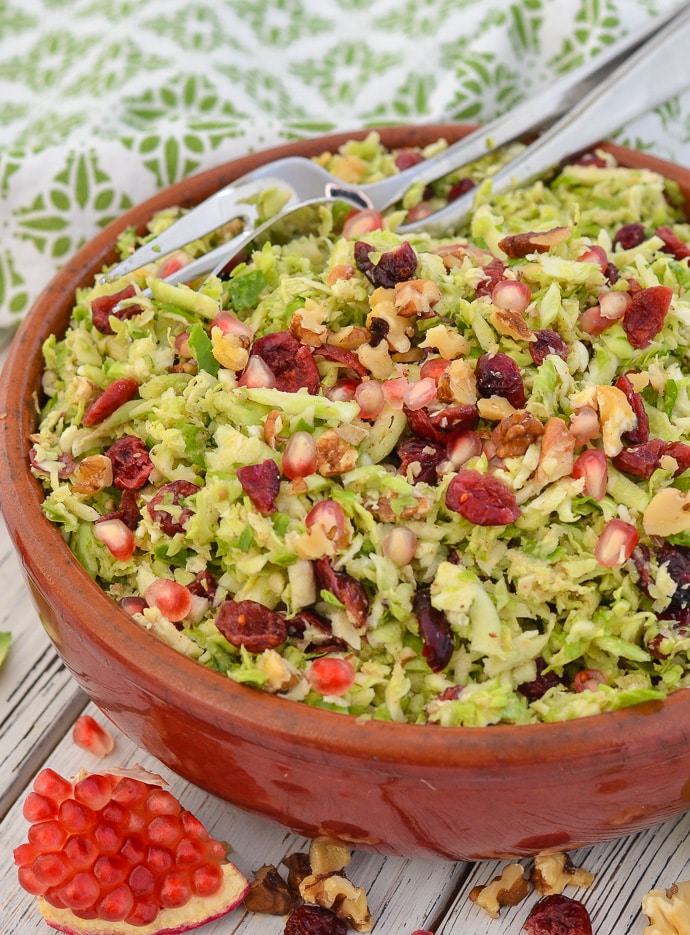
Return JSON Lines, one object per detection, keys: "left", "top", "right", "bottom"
{"left": 98, "top": 883, "right": 134, "bottom": 922}
{"left": 403, "top": 377, "right": 437, "bottom": 411}
{"left": 306, "top": 500, "right": 348, "bottom": 548}
{"left": 28, "top": 820, "right": 68, "bottom": 853}
{"left": 355, "top": 380, "right": 385, "bottom": 418}
{"left": 22, "top": 793, "right": 56, "bottom": 823}
{"left": 72, "top": 715, "right": 115, "bottom": 758}
{"left": 157, "top": 252, "right": 189, "bottom": 279}
{"left": 32, "top": 853, "right": 71, "bottom": 888}
{"left": 159, "top": 870, "right": 193, "bottom": 909}
{"left": 58, "top": 800, "right": 96, "bottom": 834}
{"left": 144, "top": 578, "right": 192, "bottom": 622}
{"left": 448, "top": 430, "right": 483, "bottom": 468}
{"left": 64, "top": 836, "right": 99, "bottom": 871}
{"left": 74, "top": 774, "right": 113, "bottom": 811}
{"left": 93, "top": 518, "right": 136, "bottom": 562}
{"left": 237, "top": 355, "right": 276, "bottom": 388}
{"left": 33, "top": 768, "right": 73, "bottom": 804}
{"left": 578, "top": 245, "right": 609, "bottom": 273}
{"left": 573, "top": 449, "right": 608, "bottom": 501}
{"left": 574, "top": 668, "right": 607, "bottom": 692}
{"left": 382, "top": 376, "right": 409, "bottom": 409}
{"left": 491, "top": 278, "right": 531, "bottom": 312}
{"left": 13, "top": 843, "right": 39, "bottom": 868}
{"left": 341, "top": 207, "right": 385, "bottom": 239}
{"left": 282, "top": 431, "right": 317, "bottom": 479}
{"left": 420, "top": 357, "right": 450, "bottom": 383}
{"left": 210, "top": 310, "right": 254, "bottom": 341}
{"left": 126, "top": 898, "right": 159, "bottom": 926}
{"left": 595, "top": 518, "right": 639, "bottom": 567}
{"left": 325, "top": 378, "right": 359, "bottom": 402}
{"left": 120, "top": 595, "right": 147, "bottom": 616}
{"left": 599, "top": 290, "right": 631, "bottom": 320}
{"left": 58, "top": 871, "right": 101, "bottom": 910}
{"left": 17, "top": 864, "right": 47, "bottom": 896}
{"left": 308, "top": 656, "right": 356, "bottom": 695}
{"left": 174, "top": 331, "right": 191, "bottom": 358}
{"left": 192, "top": 862, "right": 224, "bottom": 897}
{"left": 145, "top": 787, "right": 182, "bottom": 817}
{"left": 578, "top": 303, "right": 614, "bottom": 336}
{"left": 382, "top": 526, "right": 418, "bottom": 565}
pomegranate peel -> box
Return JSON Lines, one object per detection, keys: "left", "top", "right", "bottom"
{"left": 15, "top": 768, "right": 249, "bottom": 935}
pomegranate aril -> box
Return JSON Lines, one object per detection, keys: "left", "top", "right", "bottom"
{"left": 176, "top": 838, "right": 204, "bottom": 866}
{"left": 126, "top": 897, "right": 159, "bottom": 927}
{"left": 403, "top": 377, "right": 437, "bottom": 411}
{"left": 448, "top": 430, "right": 482, "bottom": 468}
{"left": 573, "top": 449, "right": 608, "bottom": 501}
{"left": 33, "top": 767, "right": 73, "bottom": 803}
{"left": 32, "top": 852, "right": 71, "bottom": 888}
{"left": 595, "top": 518, "right": 639, "bottom": 568}
{"left": 112, "top": 775, "right": 150, "bottom": 807}
{"left": 58, "top": 799, "right": 96, "bottom": 833}
{"left": 28, "top": 819, "right": 68, "bottom": 853}
{"left": 74, "top": 773, "right": 113, "bottom": 811}
{"left": 13, "top": 842, "right": 39, "bottom": 867}
{"left": 72, "top": 714, "right": 115, "bottom": 758}
{"left": 97, "top": 883, "right": 135, "bottom": 922}
{"left": 94, "top": 821, "right": 122, "bottom": 854}
{"left": 64, "top": 834, "right": 99, "bottom": 871}
{"left": 491, "top": 278, "right": 531, "bottom": 312}
{"left": 93, "top": 854, "right": 129, "bottom": 886}
{"left": 420, "top": 357, "right": 450, "bottom": 383}
{"left": 308, "top": 656, "right": 356, "bottom": 696}
{"left": 147, "top": 814, "right": 183, "bottom": 847}
{"left": 120, "top": 834, "right": 146, "bottom": 866}
{"left": 238, "top": 354, "right": 276, "bottom": 388}
{"left": 382, "top": 526, "right": 418, "bottom": 566}
{"left": 144, "top": 577, "right": 193, "bottom": 623}
{"left": 145, "top": 786, "right": 182, "bottom": 817}
{"left": 146, "top": 845, "right": 174, "bottom": 874}
{"left": 182, "top": 810, "right": 210, "bottom": 840}
{"left": 22, "top": 791, "right": 57, "bottom": 823}
{"left": 101, "top": 800, "right": 127, "bottom": 825}
{"left": 306, "top": 499, "right": 348, "bottom": 548}
{"left": 192, "top": 862, "right": 224, "bottom": 897}
{"left": 129, "top": 863, "right": 156, "bottom": 896}
{"left": 282, "top": 431, "right": 317, "bottom": 479}
{"left": 210, "top": 310, "right": 254, "bottom": 341}
{"left": 58, "top": 870, "right": 101, "bottom": 910}
{"left": 18, "top": 864, "right": 48, "bottom": 896}
{"left": 159, "top": 870, "right": 193, "bottom": 908}
{"left": 342, "top": 207, "right": 385, "bottom": 239}
{"left": 354, "top": 379, "right": 385, "bottom": 418}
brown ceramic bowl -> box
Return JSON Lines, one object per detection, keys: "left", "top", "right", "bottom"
{"left": 2, "top": 126, "right": 690, "bottom": 862}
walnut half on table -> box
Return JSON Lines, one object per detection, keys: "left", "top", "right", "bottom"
{"left": 642, "top": 880, "right": 690, "bottom": 935}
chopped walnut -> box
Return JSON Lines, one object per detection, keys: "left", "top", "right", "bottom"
{"left": 299, "top": 872, "right": 372, "bottom": 932}
{"left": 287, "top": 525, "right": 336, "bottom": 560}
{"left": 308, "top": 839, "right": 352, "bottom": 875}
{"left": 327, "top": 263, "right": 356, "bottom": 285}
{"left": 368, "top": 493, "right": 432, "bottom": 522}
{"left": 71, "top": 454, "right": 114, "bottom": 495}
{"left": 394, "top": 278, "right": 442, "bottom": 318}
{"left": 263, "top": 410, "right": 285, "bottom": 449}
{"left": 418, "top": 324, "right": 471, "bottom": 360}
{"left": 356, "top": 340, "right": 394, "bottom": 380}
{"left": 282, "top": 851, "right": 312, "bottom": 893}
{"left": 492, "top": 410, "right": 544, "bottom": 458}
{"left": 367, "top": 286, "right": 413, "bottom": 353}
{"left": 211, "top": 328, "right": 250, "bottom": 371}
{"left": 469, "top": 863, "right": 531, "bottom": 919}
{"left": 490, "top": 306, "right": 534, "bottom": 342}
{"left": 290, "top": 299, "right": 329, "bottom": 347}
{"left": 328, "top": 324, "right": 371, "bottom": 350}
{"left": 316, "top": 430, "right": 358, "bottom": 477}
{"left": 437, "top": 358, "right": 478, "bottom": 405}
{"left": 244, "top": 864, "right": 301, "bottom": 915}
{"left": 535, "top": 417, "right": 575, "bottom": 485}
{"left": 531, "top": 853, "right": 595, "bottom": 896}
{"left": 596, "top": 385, "right": 636, "bottom": 456}
{"left": 255, "top": 649, "right": 301, "bottom": 693}
{"left": 642, "top": 880, "right": 690, "bottom": 935}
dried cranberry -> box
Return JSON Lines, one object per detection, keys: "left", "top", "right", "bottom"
{"left": 250, "top": 331, "right": 320, "bottom": 394}
{"left": 623, "top": 285, "right": 673, "bottom": 349}
{"left": 106, "top": 435, "right": 153, "bottom": 490}
{"left": 146, "top": 480, "right": 199, "bottom": 535}
{"left": 529, "top": 330, "right": 569, "bottom": 365}
{"left": 631, "top": 543, "right": 654, "bottom": 597}
{"left": 445, "top": 469, "right": 520, "bottom": 526}
{"left": 29, "top": 449, "right": 75, "bottom": 480}
{"left": 82, "top": 378, "right": 139, "bottom": 427}
{"left": 475, "top": 352, "right": 525, "bottom": 408}
{"left": 523, "top": 894, "right": 592, "bottom": 935}
{"left": 604, "top": 262, "right": 620, "bottom": 285}
{"left": 215, "top": 599, "right": 288, "bottom": 652}
{"left": 397, "top": 436, "right": 446, "bottom": 484}
{"left": 412, "top": 587, "right": 453, "bottom": 672}
{"left": 395, "top": 150, "right": 425, "bottom": 171}
{"left": 114, "top": 488, "right": 140, "bottom": 530}
{"left": 403, "top": 406, "right": 447, "bottom": 444}
{"left": 236, "top": 459, "right": 280, "bottom": 514}
{"left": 614, "top": 373, "right": 649, "bottom": 445}
{"left": 447, "top": 177, "right": 475, "bottom": 201}
{"left": 187, "top": 570, "right": 218, "bottom": 602}
{"left": 314, "top": 343, "right": 368, "bottom": 376}
{"left": 354, "top": 240, "right": 418, "bottom": 288}
{"left": 313, "top": 557, "right": 369, "bottom": 627}
{"left": 428, "top": 404, "right": 478, "bottom": 433}
{"left": 284, "top": 904, "right": 347, "bottom": 935}
{"left": 569, "top": 151, "right": 608, "bottom": 168}
{"left": 518, "top": 658, "right": 566, "bottom": 702}
{"left": 655, "top": 225, "right": 690, "bottom": 260}
{"left": 612, "top": 223, "right": 646, "bottom": 251}
{"left": 663, "top": 441, "right": 690, "bottom": 476}
{"left": 91, "top": 284, "right": 143, "bottom": 334}
{"left": 658, "top": 544, "right": 690, "bottom": 609}
{"left": 612, "top": 439, "right": 666, "bottom": 479}
{"left": 475, "top": 258, "right": 507, "bottom": 298}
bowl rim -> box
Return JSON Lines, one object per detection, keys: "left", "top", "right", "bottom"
{"left": 3, "top": 123, "right": 690, "bottom": 772}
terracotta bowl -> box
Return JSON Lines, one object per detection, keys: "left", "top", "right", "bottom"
{"left": 2, "top": 125, "right": 690, "bottom": 862}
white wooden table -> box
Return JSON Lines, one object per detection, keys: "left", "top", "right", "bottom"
{"left": 0, "top": 322, "right": 688, "bottom": 935}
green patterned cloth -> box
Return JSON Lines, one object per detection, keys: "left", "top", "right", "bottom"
{"left": 1, "top": 0, "right": 688, "bottom": 326}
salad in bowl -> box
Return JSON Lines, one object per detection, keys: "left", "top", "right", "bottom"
{"left": 29, "top": 132, "right": 690, "bottom": 729}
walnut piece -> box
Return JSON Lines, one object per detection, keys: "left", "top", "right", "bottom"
{"left": 71, "top": 454, "right": 114, "bottom": 495}
{"left": 244, "top": 864, "right": 301, "bottom": 915}
{"left": 469, "top": 863, "right": 531, "bottom": 919}
{"left": 492, "top": 410, "right": 544, "bottom": 459}
{"left": 308, "top": 839, "right": 352, "bottom": 875}
{"left": 642, "top": 880, "right": 690, "bottom": 935}
{"left": 316, "top": 430, "right": 358, "bottom": 477}
{"left": 282, "top": 851, "right": 312, "bottom": 893}
{"left": 394, "top": 278, "right": 442, "bottom": 318}
{"left": 290, "top": 299, "right": 329, "bottom": 347}
{"left": 535, "top": 416, "right": 575, "bottom": 485}
{"left": 499, "top": 226, "right": 571, "bottom": 258}
{"left": 531, "top": 852, "right": 595, "bottom": 896}
{"left": 299, "top": 872, "right": 372, "bottom": 932}
{"left": 490, "top": 306, "right": 534, "bottom": 342}
{"left": 643, "top": 488, "right": 690, "bottom": 537}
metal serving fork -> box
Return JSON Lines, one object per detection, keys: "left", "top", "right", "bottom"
{"left": 104, "top": 2, "right": 688, "bottom": 287}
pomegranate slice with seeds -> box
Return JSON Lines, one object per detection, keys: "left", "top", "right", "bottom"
{"left": 595, "top": 518, "right": 639, "bottom": 568}
{"left": 15, "top": 768, "right": 249, "bottom": 934}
